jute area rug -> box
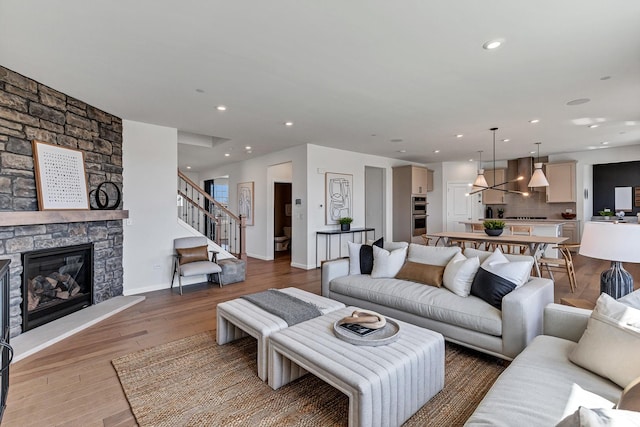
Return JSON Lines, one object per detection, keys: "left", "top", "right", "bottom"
{"left": 112, "top": 331, "right": 505, "bottom": 426}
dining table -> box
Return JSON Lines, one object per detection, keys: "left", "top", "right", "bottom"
{"left": 427, "top": 231, "right": 568, "bottom": 277}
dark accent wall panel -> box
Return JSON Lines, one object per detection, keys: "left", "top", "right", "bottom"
{"left": 593, "top": 161, "right": 640, "bottom": 216}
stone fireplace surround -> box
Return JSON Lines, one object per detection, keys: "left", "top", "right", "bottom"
{"left": 0, "top": 66, "right": 125, "bottom": 338}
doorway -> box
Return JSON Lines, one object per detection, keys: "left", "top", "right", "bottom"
{"left": 446, "top": 182, "right": 479, "bottom": 232}
{"left": 365, "top": 166, "right": 385, "bottom": 239}
{"left": 274, "top": 182, "right": 292, "bottom": 260}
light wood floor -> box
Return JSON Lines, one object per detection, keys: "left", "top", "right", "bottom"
{"left": 3, "top": 252, "right": 639, "bottom": 426}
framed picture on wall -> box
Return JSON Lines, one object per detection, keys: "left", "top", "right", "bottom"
{"left": 237, "top": 181, "right": 254, "bottom": 226}
{"left": 32, "top": 140, "right": 90, "bottom": 210}
{"left": 325, "top": 172, "right": 353, "bottom": 225}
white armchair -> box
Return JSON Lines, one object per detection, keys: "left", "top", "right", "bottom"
{"left": 172, "top": 237, "right": 222, "bottom": 295}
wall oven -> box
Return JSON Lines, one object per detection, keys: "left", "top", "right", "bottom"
{"left": 412, "top": 196, "right": 427, "bottom": 215}
{"left": 412, "top": 214, "right": 427, "bottom": 236}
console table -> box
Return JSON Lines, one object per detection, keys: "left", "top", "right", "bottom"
{"left": 316, "top": 228, "right": 375, "bottom": 268}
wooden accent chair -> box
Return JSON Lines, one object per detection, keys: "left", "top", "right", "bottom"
{"left": 538, "top": 243, "right": 580, "bottom": 293}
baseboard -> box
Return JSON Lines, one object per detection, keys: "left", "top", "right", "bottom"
{"left": 123, "top": 276, "right": 205, "bottom": 295}
{"left": 246, "top": 252, "right": 270, "bottom": 261}
{"left": 290, "top": 262, "right": 316, "bottom": 270}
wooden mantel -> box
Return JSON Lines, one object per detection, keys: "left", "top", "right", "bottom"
{"left": 0, "top": 210, "right": 129, "bottom": 227}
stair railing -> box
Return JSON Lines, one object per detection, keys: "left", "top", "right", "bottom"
{"left": 177, "top": 170, "right": 246, "bottom": 260}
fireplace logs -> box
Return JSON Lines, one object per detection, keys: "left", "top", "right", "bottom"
{"left": 28, "top": 273, "right": 81, "bottom": 311}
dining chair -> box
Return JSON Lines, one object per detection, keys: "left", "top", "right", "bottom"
{"left": 503, "top": 225, "right": 533, "bottom": 254}
{"left": 538, "top": 243, "right": 580, "bottom": 292}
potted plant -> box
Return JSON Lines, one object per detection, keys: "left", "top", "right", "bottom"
{"left": 483, "top": 219, "right": 506, "bottom": 236}
{"left": 598, "top": 210, "right": 614, "bottom": 221}
{"left": 339, "top": 217, "right": 353, "bottom": 231}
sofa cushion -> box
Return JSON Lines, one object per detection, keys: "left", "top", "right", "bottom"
{"left": 407, "top": 243, "right": 461, "bottom": 266}
{"left": 384, "top": 241, "right": 409, "bottom": 252}
{"left": 464, "top": 247, "right": 535, "bottom": 269}
{"left": 329, "top": 275, "right": 502, "bottom": 336}
{"left": 569, "top": 293, "right": 640, "bottom": 389}
{"left": 395, "top": 261, "right": 444, "bottom": 287}
{"left": 618, "top": 376, "right": 640, "bottom": 411}
{"left": 466, "top": 335, "right": 621, "bottom": 426}
{"left": 371, "top": 245, "right": 407, "bottom": 278}
{"left": 443, "top": 253, "right": 480, "bottom": 297}
{"left": 618, "top": 288, "right": 640, "bottom": 310}
{"left": 348, "top": 237, "right": 383, "bottom": 275}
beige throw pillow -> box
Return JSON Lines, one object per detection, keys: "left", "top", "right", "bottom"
{"left": 569, "top": 293, "right": 640, "bottom": 389}
{"left": 395, "top": 261, "right": 445, "bottom": 287}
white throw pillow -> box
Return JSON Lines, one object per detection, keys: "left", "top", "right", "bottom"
{"left": 443, "top": 253, "right": 480, "bottom": 297}
{"left": 464, "top": 247, "right": 535, "bottom": 265}
{"left": 371, "top": 245, "right": 407, "bottom": 278}
{"left": 619, "top": 289, "right": 640, "bottom": 310}
{"left": 569, "top": 293, "right": 640, "bottom": 389}
{"left": 479, "top": 248, "right": 532, "bottom": 288}
{"left": 556, "top": 406, "right": 640, "bottom": 427}
{"left": 407, "top": 243, "right": 461, "bottom": 266}
{"left": 384, "top": 241, "right": 409, "bottom": 252}
{"left": 347, "top": 241, "right": 363, "bottom": 275}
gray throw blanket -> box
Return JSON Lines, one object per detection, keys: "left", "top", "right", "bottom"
{"left": 242, "top": 289, "right": 323, "bottom": 326}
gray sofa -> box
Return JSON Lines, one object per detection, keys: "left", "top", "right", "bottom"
{"left": 321, "top": 249, "right": 554, "bottom": 360}
{"left": 465, "top": 303, "right": 623, "bottom": 426}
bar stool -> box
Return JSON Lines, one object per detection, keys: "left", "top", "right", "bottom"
{"left": 503, "top": 225, "right": 533, "bottom": 254}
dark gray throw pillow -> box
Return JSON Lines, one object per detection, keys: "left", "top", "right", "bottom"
{"left": 359, "top": 237, "right": 384, "bottom": 275}
{"left": 470, "top": 267, "right": 516, "bottom": 309}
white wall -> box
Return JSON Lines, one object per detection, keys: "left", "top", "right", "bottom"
{"left": 198, "top": 145, "right": 308, "bottom": 267}
{"left": 123, "top": 120, "right": 218, "bottom": 295}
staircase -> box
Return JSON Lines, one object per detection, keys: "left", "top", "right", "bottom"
{"left": 177, "top": 171, "right": 246, "bottom": 260}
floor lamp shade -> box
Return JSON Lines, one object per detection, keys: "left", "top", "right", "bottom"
{"left": 579, "top": 222, "right": 640, "bottom": 298}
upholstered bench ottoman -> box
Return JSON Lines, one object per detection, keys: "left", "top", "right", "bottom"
{"left": 217, "top": 258, "right": 246, "bottom": 284}
{"left": 216, "top": 287, "right": 345, "bottom": 381}
{"left": 268, "top": 307, "right": 445, "bottom": 427}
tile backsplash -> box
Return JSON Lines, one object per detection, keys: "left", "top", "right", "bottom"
{"left": 487, "top": 190, "right": 576, "bottom": 219}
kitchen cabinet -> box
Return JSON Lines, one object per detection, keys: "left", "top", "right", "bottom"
{"left": 546, "top": 162, "right": 576, "bottom": 203}
{"left": 561, "top": 221, "right": 581, "bottom": 248}
{"left": 411, "top": 166, "right": 429, "bottom": 195}
{"left": 482, "top": 169, "right": 507, "bottom": 205}
{"left": 426, "top": 169, "right": 434, "bottom": 192}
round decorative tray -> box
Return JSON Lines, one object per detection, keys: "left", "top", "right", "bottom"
{"left": 333, "top": 318, "right": 400, "bottom": 346}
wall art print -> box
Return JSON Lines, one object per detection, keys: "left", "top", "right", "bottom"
{"left": 325, "top": 172, "right": 353, "bottom": 225}
{"left": 237, "top": 181, "right": 254, "bottom": 226}
{"left": 32, "top": 140, "right": 90, "bottom": 210}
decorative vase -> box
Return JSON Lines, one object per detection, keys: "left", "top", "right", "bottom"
{"left": 341, "top": 223, "right": 350, "bottom": 231}
{"left": 485, "top": 228, "right": 503, "bottom": 236}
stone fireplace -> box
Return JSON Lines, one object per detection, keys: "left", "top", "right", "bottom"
{"left": 0, "top": 66, "right": 125, "bottom": 338}
{"left": 22, "top": 243, "right": 94, "bottom": 331}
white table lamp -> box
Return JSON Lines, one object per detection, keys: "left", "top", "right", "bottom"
{"left": 579, "top": 222, "right": 640, "bottom": 298}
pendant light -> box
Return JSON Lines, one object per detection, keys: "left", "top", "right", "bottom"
{"left": 527, "top": 142, "right": 549, "bottom": 187}
{"left": 467, "top": 128, "right": 529, "bottom": 197}
{"left": 473, "top": 150, "right": 489, "bottom": 189}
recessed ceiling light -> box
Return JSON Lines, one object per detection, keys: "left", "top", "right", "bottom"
{"left": 247, "top": 150, "right": 252, "bottom": 154}
{"left": 390, "top": 138, "right": 403, "bottom": 143}
{"left": 502, "top": 138, "right": 510, "bottom": 142}
{"left": 626, "top": 121, "right": 637, "bottom": 126}
{"left": 456, "top": 134, "right": 463, "bottom": 138}
{"left": 371, "top": 134, "right": 377, "bottom": 137}
{"left": 245, "top": 146, "right": 252, "bottom": 150}
{"left": 530, "top": 151, "right": 536, "bottom": 154}
{"left": 434, "top": 150, "right": 440, "bottom": 153}
{"left": 601, "top": 141, "right": 610, "bottom": 145}
{"left": 482, "top": 39, "right": 504, "bottom": 50}
{"left": 529, "top": 119, "right": 540, "bottom": 124}
{"left": 186, "top": 166, "right": 192, "bottom": 169}
{"left": 588, "top": 124, "right": 599, "bottom": 128}
{"left": 600, "top": 76, "right": 611, "bottom": 80}
{"left": 216, "top": 105, "right": 227, "bottom": 111}
{"left": 195, "top": 89, "right": 205, "bottom": 93}
{"left": 566, "top": 98, "right": 590, "bottom": 106}
{"left": 224, "top": 153, "right": 230, "bottom": 157}
{"left": 397, "top": 149, "right": 407, "bottom": 153}
{"left": 284, "top": 121, "right": 294, "bottom": 126}
{"left": 469, "top": 159, "right": 474, "bottom": 162}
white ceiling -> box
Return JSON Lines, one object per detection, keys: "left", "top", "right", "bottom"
{"left": 1, "top": 1, "right": 639, "bottom": 172}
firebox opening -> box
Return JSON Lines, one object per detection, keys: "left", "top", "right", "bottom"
{"left": 21, "top": 243, "right": 94, "bottom": 332}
